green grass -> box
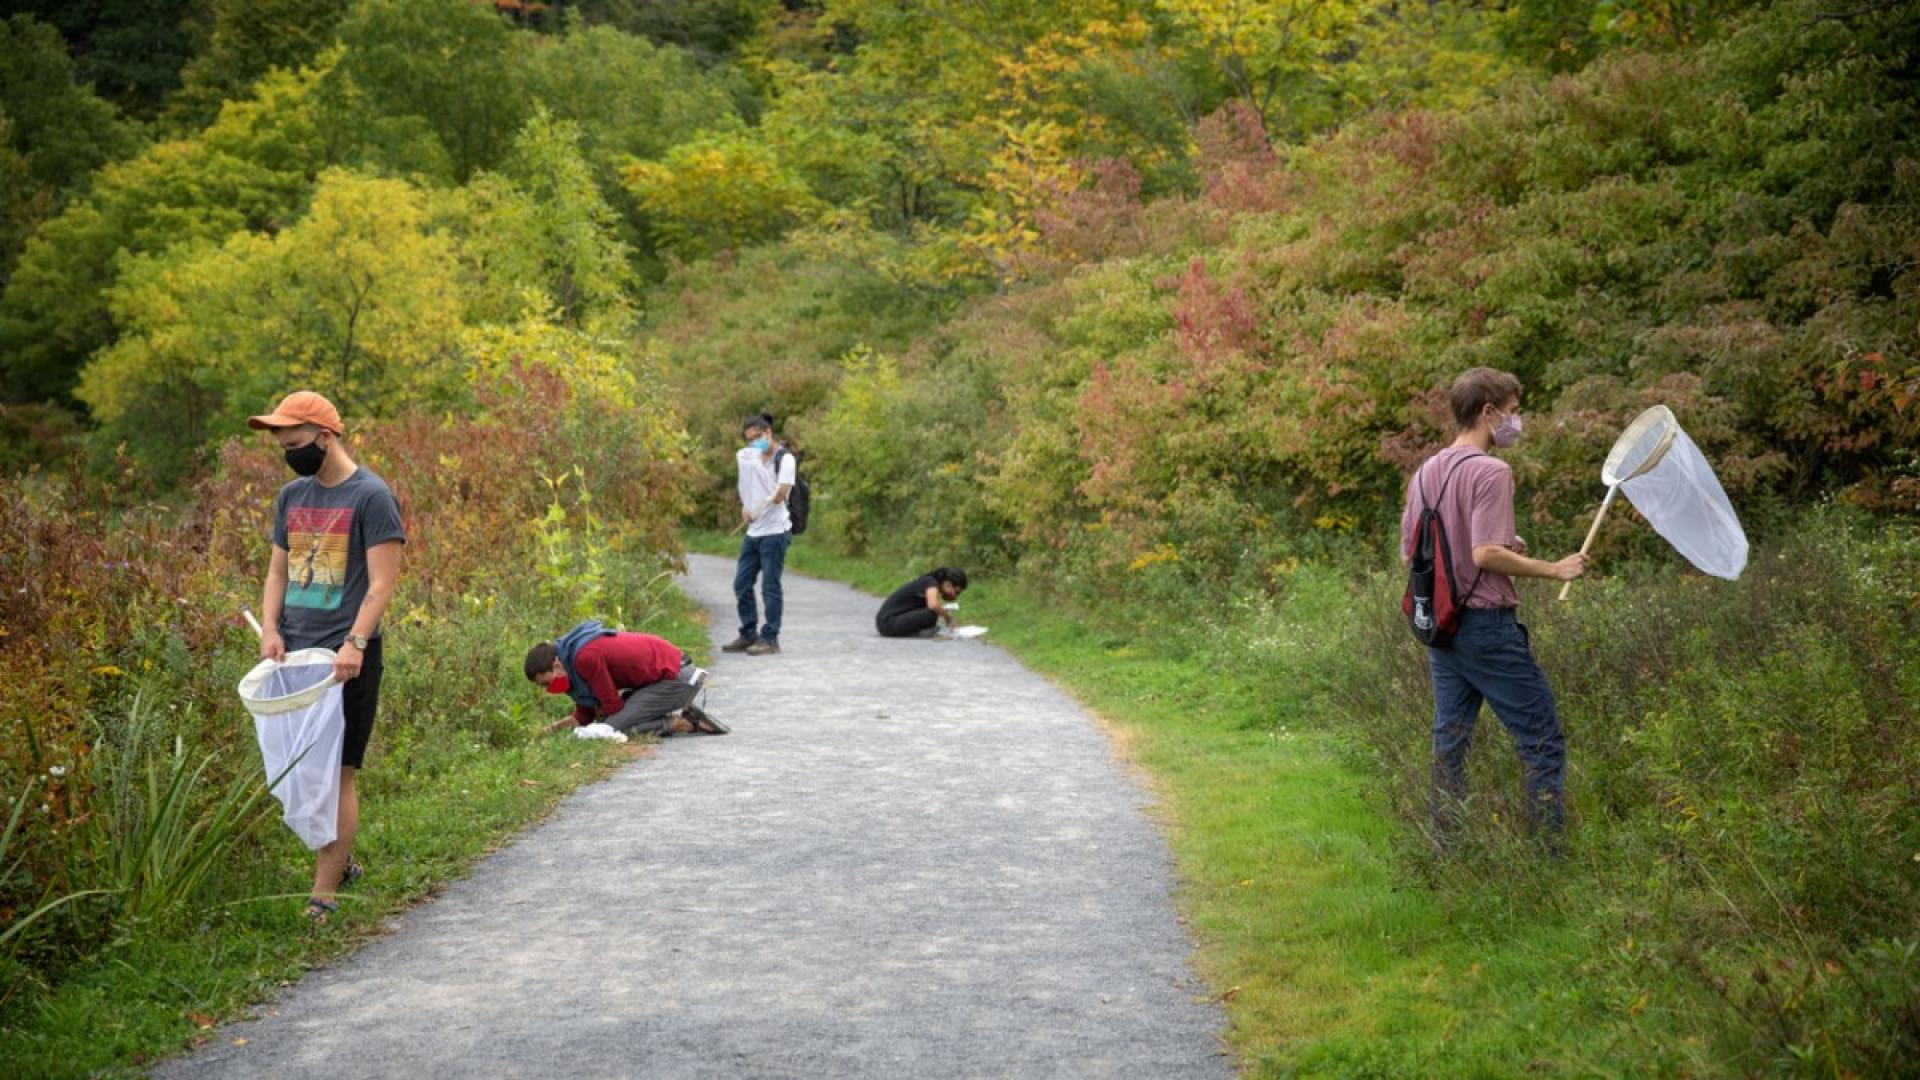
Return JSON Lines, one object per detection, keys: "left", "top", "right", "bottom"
{"left": 687, "top": 531, "right": 1662, "bottom": 1076}
{"left": 0, "top": 580, "right": 711, "bottom": 1079}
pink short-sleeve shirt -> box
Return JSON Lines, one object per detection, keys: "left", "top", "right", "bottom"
{"left": 1400, "top": 446, "right": 1522, "bottom": 610}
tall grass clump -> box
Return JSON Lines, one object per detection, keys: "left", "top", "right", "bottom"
{"left": 84, "top": 694, "right": 275, "bottom": 928}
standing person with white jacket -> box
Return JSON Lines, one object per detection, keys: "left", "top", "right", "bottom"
{"left": 728, "top": 413, "right": 795, "bottom": 656}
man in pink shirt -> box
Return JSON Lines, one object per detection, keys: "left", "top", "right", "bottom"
{"left": 1400, "top": 368, "right": 1587, "bottom": 851}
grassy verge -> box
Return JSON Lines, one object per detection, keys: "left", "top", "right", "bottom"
{"left": 0, "top": 578, "right": 709, "bottom": 1079}
{"left": 687, "top": 531, "right": 1817, "bottom": 1076}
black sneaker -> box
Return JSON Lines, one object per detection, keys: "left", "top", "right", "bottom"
{"left": 684, "top": 703, "right": 729, "bottom": 735}
{"left": 721, "top": 636, "right": 756, "bottom": 652}
{"left": 745, "top": 640, "right": 781, "bottom": 656}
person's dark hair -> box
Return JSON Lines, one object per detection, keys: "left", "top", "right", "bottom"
{"left": 930, "top": 567, "right": 968, "bottom": 591}
{"left": 742, "top": 412, "right": 773, "bottom": 436}
{"left": 1448, "top": 367, "right": 1522, "bottom": 432}
{"left": 524, "top": 641, "right": 558, "bottom": 681}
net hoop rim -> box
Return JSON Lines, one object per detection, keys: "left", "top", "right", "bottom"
{"left": 1601, "top": 404, "right": 1679, "bottom": 486}
{"left": 237, "top": 648, "right": 341, "bottom": 715}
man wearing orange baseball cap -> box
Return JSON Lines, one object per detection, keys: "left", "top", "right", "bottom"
{"left": 249, "top": 391, "right": 406, "bottom": 924}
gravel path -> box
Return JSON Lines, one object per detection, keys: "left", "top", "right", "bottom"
{"left": 158, "top": 554, "right": 1229, "bottom": 1079}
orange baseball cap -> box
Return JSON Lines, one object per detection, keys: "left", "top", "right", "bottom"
{"left": 247, "top": 391, "right": 343, "bottom": 435}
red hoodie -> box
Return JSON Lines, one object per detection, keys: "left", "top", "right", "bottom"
{"left": 567, "top": 633, "right": 683, "bottom": 726}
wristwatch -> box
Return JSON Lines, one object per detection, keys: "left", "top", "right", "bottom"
{"left": 344, "top": 633, "right": 371, "bottom": 651}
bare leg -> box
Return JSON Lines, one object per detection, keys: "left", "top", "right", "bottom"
{"left": 310, "top": 766, "right": 360, "bottom": 902}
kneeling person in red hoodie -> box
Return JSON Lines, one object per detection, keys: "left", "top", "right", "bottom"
{"left": 526, "top": 620, "right": 727, "bottom": 737}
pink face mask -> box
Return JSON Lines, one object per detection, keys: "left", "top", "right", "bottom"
{"left": 1493, "top": 410, "right": 1523, "bottom": 448}
{"left": 545, "top": 674, "right": 571, "bottom": 695}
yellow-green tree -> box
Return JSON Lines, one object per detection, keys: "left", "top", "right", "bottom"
{"left": 78, "top": 170, "right": 470, "bottom": 480}
{"left": 0, "top": 64, "right": 329, "bottom": 403}
{"left": 1156, "top": 0, "right": 1374, "bottom": 133}
{"left": 621, "top": 129, "right": 820, "bottom": 258}
{"left": 446, "top": 110, "right": 634, "bottom": 326}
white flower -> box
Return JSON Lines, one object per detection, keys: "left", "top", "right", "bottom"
{"left": 48, "top": 765, "right": 67, "bottom": 778}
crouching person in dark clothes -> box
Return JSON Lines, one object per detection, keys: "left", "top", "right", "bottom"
{"left": 875, "top": 567, "right": 968, "bottom": 638}
{"left": 525, "top": 620, "right": 727, "bottom": 736}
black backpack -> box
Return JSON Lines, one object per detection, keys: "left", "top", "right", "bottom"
{"left": 1402, "top": 451, "right": 1484, "bottom": 648}
{"left": 774, "top": 448, "right": 811, "bottom": 536}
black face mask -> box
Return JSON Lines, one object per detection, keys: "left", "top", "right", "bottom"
{"left": 284, "top": 438, "right": 327, "bottom": 477}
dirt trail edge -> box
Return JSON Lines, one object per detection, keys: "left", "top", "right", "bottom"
{"left": 157, "top": 554, "right": 1230, "bottom": 1079}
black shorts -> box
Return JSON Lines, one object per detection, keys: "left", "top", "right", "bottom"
{"left": 288, "top": 634, "right": 384, "bottom": 769}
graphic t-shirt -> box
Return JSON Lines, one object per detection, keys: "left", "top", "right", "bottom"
{"left": 877, "top": 575, "right": 939, "bottom": 625}
{"left": 1399, "top": 446, "right": 1522, "bottom": 610}
{"left": 270, "top": 467, "right": 406, "bottom": 649}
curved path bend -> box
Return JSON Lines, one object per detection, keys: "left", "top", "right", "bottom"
{"left": 160, "top": 554, "right": 1229, "bottom": 1079}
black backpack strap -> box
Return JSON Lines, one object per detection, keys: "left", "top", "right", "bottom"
{"left": 1418, "top": 449, "right": 1483, "bottom": 511}
{"left": 1417, "top": 450, "right": 1489, "bottom": 608}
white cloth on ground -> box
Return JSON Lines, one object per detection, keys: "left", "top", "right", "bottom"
{"left": 574, "top": 722, "right": 629, "bottom": 742}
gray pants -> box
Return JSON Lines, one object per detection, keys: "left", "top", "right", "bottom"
{"left": 602, "top": 656, "right": 700, "bottom": 735}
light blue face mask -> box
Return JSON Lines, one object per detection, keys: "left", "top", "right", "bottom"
{"left": 748, "top": 436, "right": 771, "bottom": 452}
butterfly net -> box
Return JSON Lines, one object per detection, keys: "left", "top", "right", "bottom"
{"left": 237, "top": 649, "right": 344, "bottom": 850}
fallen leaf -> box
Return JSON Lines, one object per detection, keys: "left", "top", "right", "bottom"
{"left": 232, "top": 1038, "right": 249, "bottom": 1047}
{"left": 518, "top": 779, "right": 541, "bottom": 788}
{"left": 186, "top": 1011, "right": 215, "bottom": 1030}
{"left": 1217, "top": 985, "right": 1242, "bottom": 1003}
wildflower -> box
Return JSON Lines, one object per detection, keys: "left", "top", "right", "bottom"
{"left": 48, "top": 765, "right": 67, "bottom": 778}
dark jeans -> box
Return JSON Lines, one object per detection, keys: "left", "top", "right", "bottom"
{"left": 1428, "top": 607, "right": 1566, "bottom": 846}
{"left": 876, "top": 607, "right": 940, "bottom": 638}
{"left": 603, "top": 653, "right": 701, "bottom": 735}
{"left": 735, "top": 531, "right": 791, "bottom": 643}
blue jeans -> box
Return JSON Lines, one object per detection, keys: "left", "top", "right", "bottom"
{"left": 734, "top": 532, "right": 791, "bottom": 643}
{"left": 1428, "top": 608, "right": 1566, "bottom": 845}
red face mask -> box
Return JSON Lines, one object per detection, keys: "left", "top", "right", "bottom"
{"left": 545, "top": 674, "right": 571, "bottom": 695}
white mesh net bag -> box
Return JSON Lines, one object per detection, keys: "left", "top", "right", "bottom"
{"left": 236, "top": 649, "right": 344, "bottom": 850}
{"left": 1620, "top": 426, "right": 1749, "bottom": 580}
{"left": 1563, "top": 405, "right": 1749, "bottom": 597}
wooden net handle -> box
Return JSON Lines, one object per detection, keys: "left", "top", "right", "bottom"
{"left": 1558, "top": 484, "right": 1618, "bottom": 601}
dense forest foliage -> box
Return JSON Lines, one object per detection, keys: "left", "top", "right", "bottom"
{"left": 1, "top": 1, "right": 1915, "bottom": 1074}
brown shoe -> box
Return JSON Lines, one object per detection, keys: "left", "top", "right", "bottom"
{"left": 721, "top": 636, "right": 756, "bottom": 652}
{"left": 745, "top": 640, "right": 781, "bottom": 656}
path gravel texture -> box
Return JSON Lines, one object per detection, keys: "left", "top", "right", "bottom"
{"left": 158, "top": 554, "right": 1229, "bottom": 1079}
